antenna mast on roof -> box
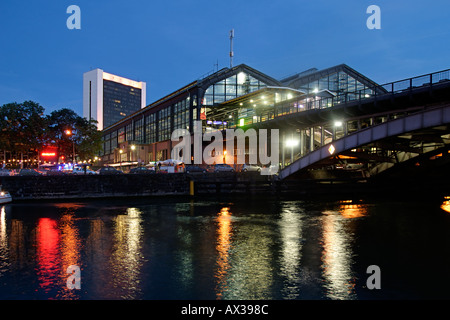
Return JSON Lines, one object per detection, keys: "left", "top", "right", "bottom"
{"left": 229, "top": 29, "right": 234, "bottom": 68}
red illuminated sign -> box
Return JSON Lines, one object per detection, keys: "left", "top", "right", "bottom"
{"left": 41, "top": 146, "right": 58, "bottom": 159}
{"left": 41, "top": 152, "right": 56, "bottom": 157}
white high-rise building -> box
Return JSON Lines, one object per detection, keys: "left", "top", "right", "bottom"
{"left": 83, "top": 69, "right": 146, "bottom": 130}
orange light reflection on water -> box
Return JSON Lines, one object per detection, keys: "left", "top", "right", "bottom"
{"left": 215, "top": 207, "right": 232, "bottom": 300}
{"left": 441, "top": 198, "right": 450, "bottom": 213}
{"left": 339, "top": 203, "right": 368, "bottom": 219}
{"left": 58, "top": 212, "right": 81, "bottom": 299}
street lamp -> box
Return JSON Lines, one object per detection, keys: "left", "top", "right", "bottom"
{"left": 131, "top": 145, "right": 136, "bottom": 167}
{"left": 65, "top": 129, "right": 76, "bottom": 164}
{"left": 285, "top": 137, "right": 299, "bottom": 166}
{"left": 119, "top": 149, "right": 123, "bottom": 171}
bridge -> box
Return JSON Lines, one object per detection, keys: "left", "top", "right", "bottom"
{"left": 243, "top": 68, "right": 450, "bottom": 181}
{"left": 279, "top": 104, "right": 450, "bottom": 179}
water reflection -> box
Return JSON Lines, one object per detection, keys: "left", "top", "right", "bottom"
{"left": 9, "top": 217, "right": 26, "bottom": 270}
{"left": 215, "top": 207, "right": 232, "bottom": 299}
{"left": 58, "top": 210, "right": 81, "bottom": 299}
{"left": 109, "top": 207, "right": 144, "bottom": 299}
{"left": 441, "top": 197, "right": 450, "bottom": 213}
{"left": 279, "top": 203, "right": 303, "bottom": 299}
{"left": 339, "top": 201, "right": 368, "bottom": 219}
{"left": 36, "top": 218, "right": 60, "bottom": 293}
{"left": 5, "top": 198, "right": 443, "bottom": 300}
{"left": 321, "top": 203, "right": 368, "bottom": 299}
{"left": 0, "top": 207, "right": 8, "bottom": 278}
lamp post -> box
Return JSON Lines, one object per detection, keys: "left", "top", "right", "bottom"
{"left": 119, "top": 149, "right": 123, "bottom": 171}
{"left": 65, "top": 129, "right": 76, "bottom": 165}
{"left": 285, "top": 135, "right": 299, "bottom": 165}
{"left": 131, "top": 145, "right": 136, "bottom": 167}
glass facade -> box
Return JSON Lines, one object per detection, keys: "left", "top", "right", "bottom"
{"left": 145, "top": 113, "right": 157, "bottom": 144}
{"left": 158, "top": 107, "right": 171, "bottom": 142}
{"left": 173, "top": 98, "right": 190, "bottom": 130}
{"left": 103, "top": 80, "right": 142, "bottom": 128}
{"left": 100, "top": 64, "right": 382, "bottom": 164}
{"left": 134, "top": 117, "right": 144, "bottom": 144}
{"left": 293, "top": 71, "right": 374, "bottom": 102}
{"left": 203, "top": 72, "right": 266, "bottom": 105}
{"left": 103, "top": 133, "right": 111, "bottom": 155}
{"left": 126, "top": 123, "right": 133, "bottom": 142}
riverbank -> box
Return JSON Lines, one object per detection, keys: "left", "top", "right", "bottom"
{"left": 1, "top": 171, "right": 449, "bottom": 203}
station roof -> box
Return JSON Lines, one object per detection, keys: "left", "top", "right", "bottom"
{"left": 208, "top": 86, "right": 335, "bottom": 119}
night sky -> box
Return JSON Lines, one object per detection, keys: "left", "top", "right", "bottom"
{"left": 1, "top": 0, "right": 449, "bottom": 116}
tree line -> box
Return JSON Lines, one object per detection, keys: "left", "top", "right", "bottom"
{"left": 0, "top": 101, "right": 103, "bottom": 164}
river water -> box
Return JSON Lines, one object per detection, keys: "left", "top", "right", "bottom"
{"left": 1, "top": 195, "right": 450, "bottom": 300}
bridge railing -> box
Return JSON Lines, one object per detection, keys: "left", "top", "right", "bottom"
{"left": 272, "top": 68, "right": 450, "bottom": 117}
{"left": 279, "top": 103, "right": 450, "bottom": 179}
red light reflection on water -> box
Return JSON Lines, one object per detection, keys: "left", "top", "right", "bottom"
{"left": 35, "top": 211, "right": 82, "bottom": 299}
{"left": 36, "top": 218, "right": 60, "bottom": 291}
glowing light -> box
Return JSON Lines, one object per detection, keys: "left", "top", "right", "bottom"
{"left": 285, "top": 139, "right": 299, "bottom": 147}
{"left": 328, "top": 144, "right": 336, "bottom": 155}
{"left": 41, "top": 152, "right": 56, "bottom": 157}
{"left": 237, "top": 72, "right": 246, "bottom": 85}
{"left": 334, "top": 121, "right": 343, "bottom": 127}
{"left": 102, "top": 72, "right": 143, "bottom": 89}
{"left": 441, "top": 199, "right": 450, "bottom": 213}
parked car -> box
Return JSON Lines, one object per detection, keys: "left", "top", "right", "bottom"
{"left": 214, "top": 164, "right": 235, "bottom": 172}
{"left": 72, "top": 167, "right": 97, "bottom": 175}
{"left": 97, "top": 167, "right": 123, "bottom": 175}
{"left": 263, "top": 164, "right": 279, "bottom": 175}
{"left": 129, "top": 166, "right": 155, "bottom": 174}
{"left": 46, "top": 168, "right": 67, "bottom": 176}
{"left": 0, "top": 168, "right": 13, "bottom": 176}
{"left": 241, "top": 164, "right": 261, "bottom": 173}
{"left": 344, "top": 163, "right": 364, "bottom": 170}
{"left": 18, "top": 168, "right": 42, "bottom": 176}
{"left": 185, "top": 165, "right": 206, "bottom": 174}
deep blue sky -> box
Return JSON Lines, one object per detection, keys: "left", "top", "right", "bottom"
{"left": 1, "top": 0, "right": 449, "bottom": 116}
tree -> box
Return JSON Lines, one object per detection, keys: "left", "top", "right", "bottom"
{"left": 0, "top": 101, "right": 47, "bottom": 164}
{"left": 77, "top": 119, "right": 103, "bottom": 161}
{"left": 1, "top": 102, "right": 103, "bottom": 164}
{"left": 46, "top": 108, "right": 103, "bottom": 162}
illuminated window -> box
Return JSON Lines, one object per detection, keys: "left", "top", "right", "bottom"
{"left": 203, "top": 72, "right": 267, "bottom": 106}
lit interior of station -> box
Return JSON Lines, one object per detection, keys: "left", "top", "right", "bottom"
{"left": 100, "top": 63, "right": 390, "bottom": 172}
